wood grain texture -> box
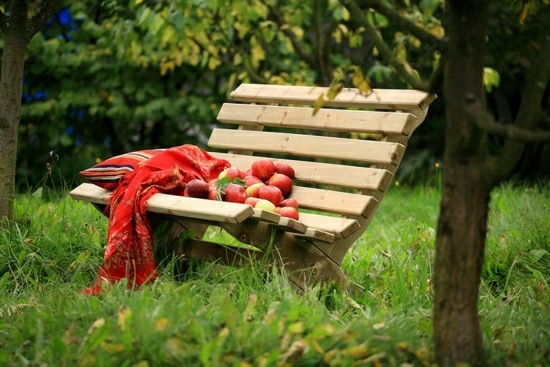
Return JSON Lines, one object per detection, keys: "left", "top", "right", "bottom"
{"left": 230, "top": 83, "right": 436, "bottom": 110}
{"left": 217, "top": 103, "right": 416, "bottom": 135}
{"left": 208, "top": 129, "right": 405, "bottom": 165}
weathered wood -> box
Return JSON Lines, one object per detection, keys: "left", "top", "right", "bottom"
{"left": 218, "top": 103, "right": 416, "bottom": 135}
{"left": 208, "top": 129, "right": 406, "bottom": 165}
{"left": 230, "top": 83, "right": 436, "bottom": 111}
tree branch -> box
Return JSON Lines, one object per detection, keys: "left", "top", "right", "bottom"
{"left": 428, "top": 52, "right": 445, "bottom": 94}
{"left": 515, "top": 39, "right": 550, "bottom": 129}
{"left": 27, "top": 0, "right": 61, "bottom": 40}
{"left": 354, "top": 0, "right": 445, "bottom": 50}
{"left": 267, "top": 4, "right": 316, "bottom": 68}
{"left": 314, "top": 0, "right": 339, "bottom": 84}
{"left": 465, "top": 97, "right": 550, "bottom": 143}
{"left": 342, "top": 0, "right": 429, "bottom": 90}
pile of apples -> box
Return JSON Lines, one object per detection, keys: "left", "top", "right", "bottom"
{"left": 184, "top": 159, "right": 299, "bottom": 220}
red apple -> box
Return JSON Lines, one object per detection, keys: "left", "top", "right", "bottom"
{"left": 277, "top": 206, "right": 299, "bottom": 220}
{"left": 275, "top": 162, "right": 295, "bottom": 179}
{"left": 245, "top": 197, "right": 260, "bottom": 207}
{"left": 280, "top": 198, "right": 299, "bottom": 209}
{"left": 251, "top": 159, "right": 276, "bottom": 181}
{"left": 186, "top": 179, "right": 210, "bottom": 198}
{"left": 218, "top": 167, "right": 244, "bottom": 181}
{"left": 223, "top": 183, "right": 247, "bottom": 203}
{"left": 255, "top": 198, "right": 276, "bottom": 212}
{"left": 258, "top": 185, "right": 284, "bottom": 206}
{"left": 208, "top": 187, "right": 219, "bottom": 201}
{"left": 266, "top": 173, "right": 293, "bottom": 197}
{"left": 243, "top": 175, "right": 263, "bottom": 187}
{"left": 245, "top": 182, "right": 265, "bottom": 198}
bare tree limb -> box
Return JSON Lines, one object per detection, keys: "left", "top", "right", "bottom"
{"left": 27, "top": 0, "right": 61, "bottom": 40}
{"left": 314, "top": 0, "right": 339, "bottom": 84}
{"left": 483, "top": 37, "right": 550, "bottom": 184}
{"left": 354, "top": 0, "right": 445, "bottom": 49}
{"left": 342, "top": 0, "right": 429, "bottom": 90}
{"left": 465, "top": 97, "right": 550, "bottom": 142}
{"left": 10, "top": 0, "right": 29, "bottom": 34}
{"left": 515, "top": 40, "right": 550, "bottom": 128}
{"left": 428, "top": 53, "right": 445, "bottom": 94}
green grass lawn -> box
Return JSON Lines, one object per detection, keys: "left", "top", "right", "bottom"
{"left": 0, "top": 182, "right": 548, "bottom": 366}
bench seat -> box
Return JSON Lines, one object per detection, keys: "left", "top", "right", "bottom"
{"left": 70, "top": 83, "right": 436, "bottom": 292}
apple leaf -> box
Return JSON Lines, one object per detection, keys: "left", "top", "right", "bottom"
{"left": 214, "top": 177, "right": 232, "bottom": 201}
{"left": 233, "top": 177, "right": 246, "bottom": 187}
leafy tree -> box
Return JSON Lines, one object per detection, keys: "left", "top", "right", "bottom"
{"left": 17, "top": 0, "right": 325, "bottom": 187}
{"left": 0, "top": 0, "right": 62, "bottom": 222}
{"left": 337, "top": 0, "right": 549, "bottom": 364}
{"left": 3, "top": 3, "right": 549, "bottom": 364}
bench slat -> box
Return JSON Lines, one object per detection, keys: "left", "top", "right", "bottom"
{"left": 295, "top": 228, "right": 335, "bottom": 243}
{"left": 70, "top": 183, "right": 255, "bottom": 224}
{"left": 211, "top": 152, "right": 393, "bottom": 192}
{"left": 297, "top": 212, "right": 360, "bottom": 238}
{"left": 217, "top": 103, "right": 416, "bottom": 136}
{"left": 230, "top": 83, "right": 436, "bottom": 111}
{"left": 208, "top": 129, "right": 405, "bottom": 166}
{"left": 289, "top": 186, "right": 377, "bottom": 217}
{"left": 252, "top": 207, "right": 359, "bottom": 240}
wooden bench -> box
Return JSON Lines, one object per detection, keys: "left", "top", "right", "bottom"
{"left": 70, "top": 83, "right": 436, "bottom": 292}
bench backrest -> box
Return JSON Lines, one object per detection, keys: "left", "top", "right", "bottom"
{"left": 209, "top": 83, "right": 435, "bottom": 265}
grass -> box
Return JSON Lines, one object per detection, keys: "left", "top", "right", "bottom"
{"left": 0, "top": 181, "right": 549, "bottom": 366}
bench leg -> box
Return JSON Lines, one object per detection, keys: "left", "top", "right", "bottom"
{"left": 149, "top": 216, "right": 363, "bottom": 294}
{"left": 220, "top": 223, "right": 361, "bottom": 293}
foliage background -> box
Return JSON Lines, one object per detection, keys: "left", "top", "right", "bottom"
{"left": 1, "top": 0, "right": 548, "bottom": 188}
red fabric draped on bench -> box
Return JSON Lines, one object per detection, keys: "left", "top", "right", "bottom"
{"left": 83, "top": 144, "right": 230, "bottom": 295}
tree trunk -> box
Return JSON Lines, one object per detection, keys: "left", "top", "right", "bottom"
{"left": 0, "top": 32, "right": 27, "bottom": 221}
{"left": 433, "top": 1, "right": 490, "bottom": 365}
{"left": 434, "top": 161, "right": 490, "bottom": 366}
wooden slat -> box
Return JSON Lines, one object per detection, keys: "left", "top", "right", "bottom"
{"left": 230, "top": 83, "right": 436, "bottom": 111}
{"left": 70, "top": 183, "right": 254, "bottom": 224}
{"left": 297, "top": 212, "right": 360, "bottom": 238}
{"left": 217, "top": 103, "right": 416, "bottom": 136}
{"left": 211, "top": 152, "right": 393, "bottom": 192}
{"left": 275, "top": 217, "right": 308, "bottom": 234}
{"left": 208, "top": 129, "right": 405, "bottom": 166}
{"left": 288, "top": 186, "right": 377, "bottom": 217}
{"left": 251, "top": 208, "right": 280, "bottom": 223}
{"left": 250, "top": 208, "right": 333, "bottom": 242}
{"left": 70, "top": 183, "right": 112, "bottom": 205}
{"left": 295, "top": 228, "right": 335, "bottom": 243}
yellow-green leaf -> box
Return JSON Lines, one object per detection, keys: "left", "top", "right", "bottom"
{"left": 519, "top": 2, "right": 529, "bottom": 25}
{"left": 327, "top": 82, "right": 343, "bottom": 100}
{"left": 117, "top": 305, "right": 132, "bottom": 331}
{"left": 312, "top": 93, "right": 325, "bottom": 116}
{"left": 154, "top": 317, "right": 170, "bottom": 331}
{"left": 101, "top": 342, "right": 125, "bottom": 353}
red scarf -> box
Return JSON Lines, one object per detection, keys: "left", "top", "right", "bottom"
{"left": 84, "top": 145, "right": 230, "bottom": 295}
